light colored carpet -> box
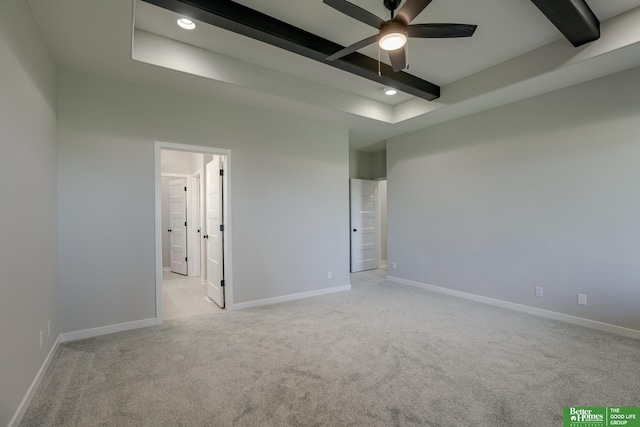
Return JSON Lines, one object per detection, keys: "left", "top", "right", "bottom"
{"left": 20, "top": 270, "right": 640, "bottom": 426}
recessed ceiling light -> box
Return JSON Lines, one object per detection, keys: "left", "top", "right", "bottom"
{"left": 177, "top": 18, "right": 196, "bottom": 30}
{"left": 384, "top": 88, "right": 398, "bottom": 96}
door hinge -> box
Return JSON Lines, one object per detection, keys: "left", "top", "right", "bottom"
{"left": 220, "top": 280, "right": 225, "bottom": 287}
{"left": 185, "top": 221, "right": 187, "bottom": 227}
{"left": 184, "top": 186, "right": 187, "bottom": 191}
{"left": 185, "top": 257, "right": 188, "bottom": 262}
{"left": 220, "top": 224, "right": 224, "bottom": 232}
{"left": 220, "top": 169, "right": 224, "bottom": 176}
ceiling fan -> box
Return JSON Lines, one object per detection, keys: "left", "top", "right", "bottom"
{"left": 323, "top": 0, "right": 477, "bottom": 72}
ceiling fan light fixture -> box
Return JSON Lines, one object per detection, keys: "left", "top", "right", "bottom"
{"left": 177, "top": 18, "right": 196, "bottom": 30}
{"left": 379, "top": 33, "right": 406, "bottom": 51}
{"left": 379, "top": 21, "right": 407, "bottom": 51}
{"left": 384, "top": 88, "right": 398, "bottom": 95}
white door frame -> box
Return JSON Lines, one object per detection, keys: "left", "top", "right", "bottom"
{"left": 155, "top": 141, "right": 232, "bottom": 324}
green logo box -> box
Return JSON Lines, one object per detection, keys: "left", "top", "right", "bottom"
{"left": 564, "top": 407, "right": 640, "bottom": 427}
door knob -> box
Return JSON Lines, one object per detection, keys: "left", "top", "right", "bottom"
{"left": 168, "top": 229, "right": 172, "bottom": 232}
{"left": 353, "top": 228, "right": 357, "bottom": 232}
{"left": 203, "top": 235, "right": 209, "bottom": 239}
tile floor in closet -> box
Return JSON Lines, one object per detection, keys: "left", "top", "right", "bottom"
{"left": 162, "top": 271, "right": 222, "bottom": 320}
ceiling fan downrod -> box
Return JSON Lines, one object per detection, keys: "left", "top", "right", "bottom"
{"left": 383, "top": 0, "right": 402, "bottom": 19}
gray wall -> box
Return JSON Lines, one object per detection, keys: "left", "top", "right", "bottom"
{"left": 161, "top": 150, "right": 202, "bottom": 175}
{"left": 369, "top": 150, "right": 387, "bottom": 179}
{"left": 349, "top": 149, "right": 386, "bottom": 179}
{"left": 387, "top": 65, "right": 640, "bottom": 331}
{"left": 57, "top": 71, "right": 350, "bottom": 333}
{"left": 0, "top": 0, "right": 59, "bottom": 424}
{"left": 349, "top": 149, "right": 362, "bottom": 179}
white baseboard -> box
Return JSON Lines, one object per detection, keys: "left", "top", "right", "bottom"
{"left": 386, "top": 275, "right": 640, "bottom": 341}
{"left": 380, "top": 261, "right": 388, "bottom": 269}
{"left": 230, "top": 284, "right": 351, "bottom": 311}
{"left": 9, "top": 335, "right": 61, "bottom": 427}
{"left": 59, "top": 318, "right": 158, "bottom": 343}
{"left": 162, "top": 267, "right": 171, "bottom": 272}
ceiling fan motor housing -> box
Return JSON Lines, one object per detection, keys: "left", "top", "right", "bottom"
{"left": 381, "top": 20, "right": 407, "bottom": 34}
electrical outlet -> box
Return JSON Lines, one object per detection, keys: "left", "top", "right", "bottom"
{"left": 392, "top": 262, "right": 397, "bottom": 270}
{"left": 578, "top": 293, "right": 587, "bottom": 306}
{"left": 535, "top": 287, "right": 544, "bottom": 298}
{"left": 39, "top": 331, "right": 43, "bottom": 349}
{"left": 327, "top": 271, "right": 332, "bottom": 279}
{"left": 48, "top": 320, "right": 51, "bottom": 336}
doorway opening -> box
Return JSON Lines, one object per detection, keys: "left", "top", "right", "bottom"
{"left": 349, "top": 178, "right": 387, "bottom": 273}
{"left": 155, "top": 142, "right": 232, "bottom": 323}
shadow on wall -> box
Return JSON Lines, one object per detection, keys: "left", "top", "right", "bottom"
{"left": 349, "top": 148, "right": 386, "bottom": 180}
{"left": 388, "top": 68, "right": 640, "bottom": 169}
{"left": 0, "top": 1, "right": 57, "bottom": 113}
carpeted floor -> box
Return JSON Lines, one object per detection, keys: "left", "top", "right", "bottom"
{"left": 20, "top": 270, "right": 640, "bottom": 426}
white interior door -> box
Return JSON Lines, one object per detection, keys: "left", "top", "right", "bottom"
{"left": 205, "top": 157, "right": 224, "bottom": 307}
{"left": 190, "top": 175, "right": 201, "bottom": 277}
{"left": 169, "top": 178, "right": 188, "bottom": 275}
{"left": 350, "top": 179, "right": 379, "bottom": 272}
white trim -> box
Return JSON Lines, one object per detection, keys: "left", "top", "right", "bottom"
{"left": 59, "top": 318, "right": 157, "bottom": 343}
{"left": 375, "top": 191, "right": 381, "bottom": 270}
{"left": 386, "top": 276, "right": 640, "bottom": 340}
{"left": 380, "top": 261, "right": 388, "bottom": 269}
{"left": 230, "top": 284, "right": 351, "bottom": 311}
{"left": 8, "top": 335, "right": 61, "bottom": 427}
{"left": 155, "top": 145, "right": 163, "bottom": 322}
{"left": 161, "top": 173, "right": 191, "bottom": 178}
{"left": 155, "top": 141, "right": 233, "bottom": 324}
{"left": 162, "top": 267, "right": 171, "bottom": 272}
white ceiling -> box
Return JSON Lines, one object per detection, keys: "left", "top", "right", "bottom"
{"left": 27, "top": 0, "right": 640, "bottom": 151}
